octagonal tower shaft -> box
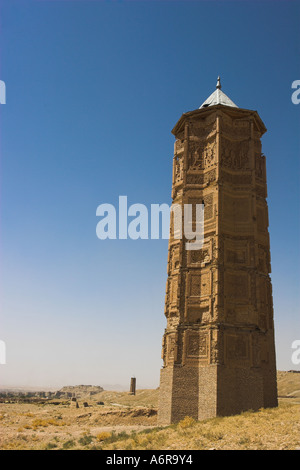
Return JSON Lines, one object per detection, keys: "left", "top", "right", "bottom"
{"left": 158, "top": 103, "right": 278, "bottom": 424}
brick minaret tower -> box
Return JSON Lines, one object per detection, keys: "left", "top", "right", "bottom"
{"left": 158, "top": 78, "right": 278, "bottom": 424}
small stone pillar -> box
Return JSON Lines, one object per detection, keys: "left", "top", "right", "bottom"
{"left": 129, "top": 377, "right": 136, "bottom": 395}
{"left": 70, "top": 397, "right": 78, "bottom": 408}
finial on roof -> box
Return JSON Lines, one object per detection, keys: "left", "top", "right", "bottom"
{"left": 199, "top": 76, "right": 238, "bottom": 108}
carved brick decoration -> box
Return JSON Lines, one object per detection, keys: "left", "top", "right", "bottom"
{"left": 224, "top": 332, "right": 251, "bottom": 367}
{"left": 187, "top": 334, "right": 200, "bottom": 357}
{"left": 158, "top": 96, "right": 278, "bottom": 425}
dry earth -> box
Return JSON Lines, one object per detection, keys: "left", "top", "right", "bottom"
{"left": 0, "top": 371, "right": 299, "bottom": 450}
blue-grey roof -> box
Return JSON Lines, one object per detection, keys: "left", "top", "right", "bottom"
{"left": 200, "top": 77, "right": 238, "bottom": 109}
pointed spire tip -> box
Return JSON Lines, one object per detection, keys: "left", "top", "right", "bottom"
{"left": 216, "top": 76, "right": 221, "bottom": 89}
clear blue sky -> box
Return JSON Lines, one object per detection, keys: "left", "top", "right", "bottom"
{"left": 0, "top": 0, "right": 299, "bottom": 389}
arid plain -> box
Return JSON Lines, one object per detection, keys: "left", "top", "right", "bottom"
{"left": 0, "top": 371, "right": 299, "bottom": 450}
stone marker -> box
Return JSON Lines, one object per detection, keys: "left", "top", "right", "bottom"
{"left": 129, "top": 377, "right": 136, "bottom": 395}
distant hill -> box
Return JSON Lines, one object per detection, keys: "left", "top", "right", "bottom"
{"left": 1, "top": 371, "right": 298, "bottom": 404}
{"left": 59, "top": 385, "right": 104, "bottom": 397}
{"left": 277, "top": 371, "right": 300, "bottom": 403}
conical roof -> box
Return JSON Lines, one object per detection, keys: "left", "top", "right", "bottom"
{"left": 200, "top": 77, "right": 238, "bottom": 109}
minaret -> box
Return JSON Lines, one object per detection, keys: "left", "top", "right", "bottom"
{"left": 158, "top": 78, "right": 278, "bottom": 424}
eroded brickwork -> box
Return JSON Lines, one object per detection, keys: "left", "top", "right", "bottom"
{"left": 158, "top": 104, "right": 278, "bottom": 424}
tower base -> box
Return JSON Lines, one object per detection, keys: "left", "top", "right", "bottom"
{"left": 158, "top": 363, "right": 277, "bottom": 425}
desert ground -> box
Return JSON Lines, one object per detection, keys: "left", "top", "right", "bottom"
{"left": 0, "top": 371, "right": 299, "bottom": 450}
